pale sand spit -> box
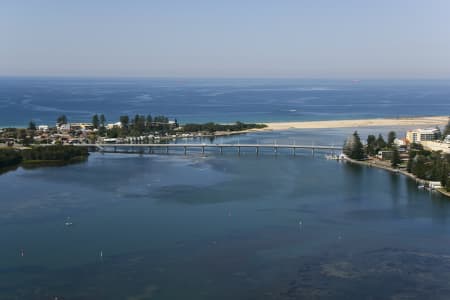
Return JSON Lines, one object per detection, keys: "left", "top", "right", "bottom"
{"left": 264, "top": 116, "right": 449, "bottom": 131}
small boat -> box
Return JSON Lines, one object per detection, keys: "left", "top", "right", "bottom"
{"left": 325, "top": 154, "right": 340, "bottom": 160}
{"left": 64, "top": 217, "right": 73, "bottom": 227}
{"left": 417, "top": 185, "right": 425, "bottom": 190}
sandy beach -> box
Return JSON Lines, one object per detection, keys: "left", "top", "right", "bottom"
{"left": 264, "top": 116, "right": 449, "bottom": 131}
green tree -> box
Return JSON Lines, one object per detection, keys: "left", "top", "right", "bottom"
{"left": 57, "top": 115, "right": 68, "bottom": 125}
{"left": 343, "top": 131, "right": 365, "bottom": 160}
{"left": 443, "top": 117, "right": 450, "bottom": 139}
{"left": 430, "top": 152, "right": 443, "bottom": 181}
{"left": 376, "top": 134, "right": 386, "bottom": 151}
{"left": 412, "top": 155, "right": 427, "bottom": 179}
{"left": 28, "top": 121, "right": 36, "bottom": 131}
{"left": 366, "top": 134, "right": 377, "bottom": 156}
{"left": 407, "top": 150, "right": 416, "bottom": 173}
{"left": 0, "top": 148, "right": 22, "bottom": 168}
{"left": 391, "top": 148, "right": 401, "bottom": 168}
{"left": 387, "top": 131, "right": 396, "bottom": 148}
{"left": 146, "top": 115, "right": 153, "bottom": 130}
{"left": 441, "top": 162, "right": 448, "bottom": 188}
{"left": 100, "top": 114, "right": 106, "bottom": 127}
{"left": 119, "top": 115, "right": 129, "bottom": 128}
{"left": 92, "top": 114, "right": 100, "bottom": 129}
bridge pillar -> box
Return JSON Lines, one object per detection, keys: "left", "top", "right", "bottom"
{"left": 238, "top": 146, "right": 241, "bottom": 155}
{"left": 312, "top": 148, "right": 315, "bottom": 156}
{"left": 292, "top": 147, "right": 295, "bottom": 156}
{"left": 256, "top": 147, "right": 259, "bottom": 156}
{"left": 114, "top": 146, "right": 117, "bottom": 153}
{"left": 202, "top": 146, "right": 205, "bottom": 154}
{"left": 274, "top": 147, "right": 278, "bottom": 155}
{"left": 220, "top": 146, "right": 223, "bottom": 154}
{"left": 184, "top": 146, "right": 187, "bottom": 155}
{"left": 166, "top": 146, "right": 169, "bottom": 154}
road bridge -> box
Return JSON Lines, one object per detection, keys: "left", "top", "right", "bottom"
{"left": 74, "top": 143, "right": 343, "bottom": 156}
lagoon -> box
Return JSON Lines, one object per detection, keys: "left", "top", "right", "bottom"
{"left": 1, "top": 129, "right": 450, "bottom": 299}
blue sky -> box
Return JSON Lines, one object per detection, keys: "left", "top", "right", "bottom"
{"left": 1, "top": 0, "right": 450, "bottom": 78}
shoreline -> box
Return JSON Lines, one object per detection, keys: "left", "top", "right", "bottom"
{"left": 342, "top": 156, "right": 450, "bottom": 199}
{"left": 263, "top": 116, "right": 448, "bottom": 131}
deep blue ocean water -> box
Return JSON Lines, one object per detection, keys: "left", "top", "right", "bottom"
{"left": 1, "top": 77, "right": 450, "bottom": 126}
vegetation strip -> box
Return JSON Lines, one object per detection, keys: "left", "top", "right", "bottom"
{"left": 0, "top": 145, "right": 88, "bottom": 173}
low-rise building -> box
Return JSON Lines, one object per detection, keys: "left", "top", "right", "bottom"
{"left": 70, "top": 123, "right": 94, "bottom": 131}
{"left": 58, "top": 124, "right": 71, "bottom": 132}
{"left": 394, "top": 138, "right": 406, "bottom": 147}
{"left": 421, "top": 141, "right": 450, "bottom": 153}
{"left": 377, "top": 150, "right": 394, "bottom": 160}
{"left": 38, "top": 125, "right": 49, "bottom": 132}
{"left": 444, "top": 135, "right": 450, "bottom": 144}
{"left": 106, "top": 122, "right": 122, "bottom": 129}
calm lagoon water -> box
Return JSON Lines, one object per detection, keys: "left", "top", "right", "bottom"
{"left": 2, "top": 129, "right": 450, "bottom": 299}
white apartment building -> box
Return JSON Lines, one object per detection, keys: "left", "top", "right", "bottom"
{"left": 406, "top": 128, "right": 440, "bottom": 143}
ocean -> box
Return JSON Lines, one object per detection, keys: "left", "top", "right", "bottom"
{"left": 1, "top": 78, "right": 450, "bottom": 299}
{"left": 1, "top": 77, "right": 450, "bottom": 127}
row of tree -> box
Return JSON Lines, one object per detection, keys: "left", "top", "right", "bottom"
{"left": 21, "top": 145, "right": 88, "bottom": 162}
{"left": 406, "top": 144, "right": 450, "bottom": 191}
{"left": 343, "top": 131, "right": 398, "bottom": 159}
{"left": 366, "top": 131, "right": 397, "bottom": 155}
{"left": 0, "top": 146, "right": 88, "bottom": 170}
{"left": 181, "top": 121, "right": 267, "bottom": 133}
{"left": 343, "top": 131, "right": 450, "bottom": 191}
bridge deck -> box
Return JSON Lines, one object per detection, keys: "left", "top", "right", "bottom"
{"left": 76, "top": 143, "right": 342, "bottom": 150}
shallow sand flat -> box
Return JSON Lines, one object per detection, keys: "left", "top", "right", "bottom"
{"left": 264, "top": 116, "right": 449, "bottom": 130}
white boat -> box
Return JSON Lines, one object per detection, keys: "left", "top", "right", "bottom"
{"left": 64, "top": 217, "right": 73, "bottom": 227}
{"left": 325, "top": 154, "right": 340, "bottom": 160}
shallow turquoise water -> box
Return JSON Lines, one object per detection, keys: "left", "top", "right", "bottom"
{"left": 2, "top": 130, "right": 450, "bottom": 299}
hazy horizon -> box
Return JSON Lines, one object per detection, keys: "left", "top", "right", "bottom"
{"left": 2, "top": 0, "right": 450, "bottom": 78}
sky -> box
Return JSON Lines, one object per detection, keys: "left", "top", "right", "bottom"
{"left": 1, "top": 0, "right": 450, "bottom": 78}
